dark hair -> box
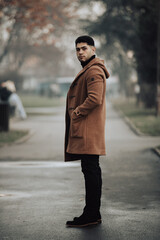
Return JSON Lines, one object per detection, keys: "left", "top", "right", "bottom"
{"left": 75, "top": 35, "right": 95, "bottom": 46}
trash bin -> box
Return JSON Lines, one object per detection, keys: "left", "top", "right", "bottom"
{"left": 0, "top": 102, "right": 9, "bottom": 131}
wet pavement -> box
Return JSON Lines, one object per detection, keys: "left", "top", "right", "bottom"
{"left": 0, "top": 102, "right": 160, "bottom": 240}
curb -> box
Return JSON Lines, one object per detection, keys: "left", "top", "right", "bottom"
{"left": 124, "top": 116, "right": 147, "bottom": 136}
{"left": 14, "top": 129, "right": 35, "bottom": 144}
{"left": 153, "top": 147, "right": 160, "bottom": 158}
{"left": 117, "top": 110, "right": 146, "bottom": 136}
{"left": 0, "top": 129, "right": 35, "bottom": 147}
{"left": 116, "top": 109, "right": 160, "bottom": 158}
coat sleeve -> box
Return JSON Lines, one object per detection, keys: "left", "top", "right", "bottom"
{"left": 73, "top": 66, "right": 105, "bottom": 118}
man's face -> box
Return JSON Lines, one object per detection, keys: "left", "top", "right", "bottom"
{"left": 76, "top": 42, "right": 95, "bottom": 62}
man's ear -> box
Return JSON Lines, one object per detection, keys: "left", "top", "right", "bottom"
{"left": 91, "top": 46, "right": 96, "bottom": 53}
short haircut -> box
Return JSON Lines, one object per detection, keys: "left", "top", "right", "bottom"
{"left": 75, "top": 35, "right": 95, "bottom": 46}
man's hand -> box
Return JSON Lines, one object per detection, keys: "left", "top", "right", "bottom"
{"left": 71, "top": 108, "right": 82, "bottom": 120}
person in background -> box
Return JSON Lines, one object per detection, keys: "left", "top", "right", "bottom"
{"left": 0, "top": 80, "right": 27, "bottom": 120}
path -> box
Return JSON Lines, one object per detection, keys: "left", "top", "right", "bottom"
{"left": 0, "top": 102, "right": 160, "bottom": 240}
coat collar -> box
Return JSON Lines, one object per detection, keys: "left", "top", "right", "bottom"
{"left": 70, "top": 57, "right": 100, "bottom": 88}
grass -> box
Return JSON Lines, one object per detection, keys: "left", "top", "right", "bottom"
{"left": 112, "top": 98, "right": 160, "bottom": 136}
{"left": 0, "top": 130, "right": 29, "bottom": 145}
{"left": 26, "top": 112, "right": 57, "bottom": 116}
{"left": 19, "top": 94, "right": 65, "bottom": 108}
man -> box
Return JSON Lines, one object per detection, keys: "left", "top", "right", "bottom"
{"left": 65, "top": 35, "right": 110, "bottom": 227}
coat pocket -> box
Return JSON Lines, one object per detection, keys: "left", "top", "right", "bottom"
{"left": 71, "top": 116, "right": 85, "bottom": 138}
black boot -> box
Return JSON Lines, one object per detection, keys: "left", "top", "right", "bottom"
{"left": 73, "top": 211, "right": 102, "bottom": 223}
{"left": 66, "top": 213, "right": 99, "bottom": 227}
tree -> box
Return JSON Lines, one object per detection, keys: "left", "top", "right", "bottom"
{"left": 0, "top": 0, "right": 74, "bottom": 63}
{"left": 80, "top": 0, "right": 159, "bottom": 107}
{"left": 0, "top": 0, "right": 76, "bottom": 89}
{"left": 156, "top": 1, "right": 160, "bottom": 116}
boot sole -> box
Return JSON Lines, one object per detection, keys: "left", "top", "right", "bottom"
{"left": 66, "top": 221, "right": 99, "bottom": 228}
{"left": 73, "top": 217, "right": 102, "bottom": 224}
{"left": 97, "top": 219, "right": 102, "bottom": 224}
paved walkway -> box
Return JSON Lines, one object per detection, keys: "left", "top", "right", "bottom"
{"left": 0, "top": 106, "right": 65, "bottom": 161}
{"left": 0, "top": 102, "right": 160, "bottom": 240}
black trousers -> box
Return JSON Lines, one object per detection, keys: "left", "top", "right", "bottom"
{"left": 81, "top": 154, "right": 102, "bottom": 216}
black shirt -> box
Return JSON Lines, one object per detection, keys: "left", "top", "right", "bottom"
{"left": 81, "top": 55, "right": 96, "bottom": 68}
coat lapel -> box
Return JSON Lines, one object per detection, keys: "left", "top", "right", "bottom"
{"left": 70, "top": 68, "right": 85, "bottom": 88}
{"left": 70, "top": 58, "right": 99, "bottom": 88}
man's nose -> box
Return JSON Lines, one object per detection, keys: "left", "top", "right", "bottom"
{"left": 79, "top": 49, "right": 83, "bottom": 54}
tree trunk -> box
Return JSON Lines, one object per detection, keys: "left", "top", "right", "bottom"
{"left": 156, "top": 0, "right": 160, "bottom": 116}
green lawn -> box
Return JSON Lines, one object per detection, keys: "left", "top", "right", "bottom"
{"left": 19, "top": 94, "right": 65, "bottom": 108}
{"left": 112, "top": 98, "right": 160, "bottom": 136}
{"left": 0, "top": 130, "right": 29, "bottom": 145}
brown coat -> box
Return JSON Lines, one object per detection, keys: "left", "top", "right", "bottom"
{"left": 64, "top": 57, "right": 110, "bottom": 161}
